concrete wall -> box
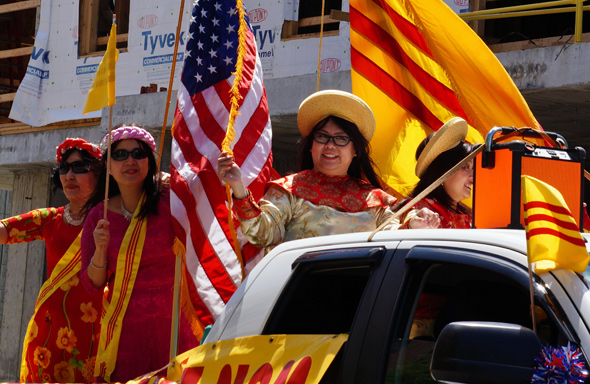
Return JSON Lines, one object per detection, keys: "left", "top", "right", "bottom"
{"left": 0, "top": 169, "right": 51, "bottom": 381}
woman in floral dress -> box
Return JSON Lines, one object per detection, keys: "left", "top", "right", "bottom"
{"left": 0, "top": 138, "right": 102, "bottom": 382}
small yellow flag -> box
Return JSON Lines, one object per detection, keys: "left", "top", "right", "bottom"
{"left": 83, "top": 23, "right": 118, "bottom": 114}
{"left": 522, "top": 175, "right": 589, "bottom": 273}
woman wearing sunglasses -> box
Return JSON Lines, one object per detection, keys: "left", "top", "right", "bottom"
{"left": 0, "top": 138, "right": 102, "bottom": 382}
{"left": 218, "top": 90, "right": 435, "bottom": 249}
{"left": 80, "top": 125, "right": 198, "bottom": 383}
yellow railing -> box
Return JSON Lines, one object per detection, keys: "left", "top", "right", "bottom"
{"left": 459, "top": 0, "right": 588, "bottom": 43}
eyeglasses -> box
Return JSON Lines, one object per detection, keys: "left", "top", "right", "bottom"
{"left": 312, "top": 132, "right": 352, "bottom": 147}
{"left": 58, "top": 161, "right": 92, "bottom": 175}
{"left": 111, "top": 148, "right": 149, "bottom": 161}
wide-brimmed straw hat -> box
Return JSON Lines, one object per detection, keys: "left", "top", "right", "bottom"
{"left": 415, "top": 117, "right": 468, "bottom": 178}
{"left": 297, "top": 90, "right": 376, "bottom": 141}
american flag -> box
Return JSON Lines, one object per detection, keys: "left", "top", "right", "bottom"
{"left": 171, "top": 0, "right": 273, "bottom": 326}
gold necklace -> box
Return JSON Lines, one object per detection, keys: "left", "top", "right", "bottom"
{"left": 63, "top": 204, "right": 84, "bottom": 226}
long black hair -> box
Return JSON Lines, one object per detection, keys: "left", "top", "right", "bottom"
{"left": 297, "top": 116, "right": 386, "bottom": 190}
{"left": 83, "top": 139, "right": 161, "bottom": 219}
{"left": 398, "top": 134, "right": 475, "bottom": 213}
{"left": 51, "top": 148, "right": 100, "bottom": 192}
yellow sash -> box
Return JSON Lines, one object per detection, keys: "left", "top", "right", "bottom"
{"left": 95, "top": 194, "right": 147, "bottom": 382}
{"left": 20, "top": 232, "right": 83, "bottom": 379}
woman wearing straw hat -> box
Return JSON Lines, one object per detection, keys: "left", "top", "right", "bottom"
{"left": 218, "top": 90, "right": 435, "bottom": 248}
{"left": 0, "top": 138, "right": 102, "bottom": 382}
{"left": 397, "top": 117, "right": 476, "bottom": 229}
{"left": 80, "top": 125, "right": 198, "bottom": 382}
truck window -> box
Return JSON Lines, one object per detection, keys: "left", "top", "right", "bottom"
{"left": 385, "top": 260, "right": 571, "bottom": 384}
{"left": 263, "top": 247, "right": 384, "bottom": 335}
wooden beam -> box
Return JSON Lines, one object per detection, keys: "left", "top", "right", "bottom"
{"left": 96, "top": 33, "right": 129, "bottom": 46}
{"left": 298, "top": 15, "right": 341, "bottom": 28}
{"left": 0, "top": 0, "right": 41, "bottom": 15}
{"left": 329, "top": 9, "right": 349, "bottom": 22}
{"left": 0, "top": 46, "right": 33, "bottom": 60}
{"left": 0, "top": 93, "right": 16, "bottom": 103}
{"left": 0, "top": 118, "right": 101, "bottom": 135}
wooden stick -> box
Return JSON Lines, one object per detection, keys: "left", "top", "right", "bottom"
{"left": 167, "top": 0, "right": 186, "bottom": 366}
{"left": 527, "top": 261, "right": 538, "bottom": 335}
{"left": 367, "top": 144, "right": 484, "bottom": 241}
{"left": 158, "top": 0, "right": 185, "bottom": 171}
{"left": 103, "top": 105, "right": 113, "bottom": 220}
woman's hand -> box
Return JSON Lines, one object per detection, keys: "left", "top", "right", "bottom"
{"left": 217, "top": 151, "right": 248, "bottom": 199}
{"left": 158, "top": 171, "right": 171, "bottom": 191}
{"left": 409, "top": 208, "right": 441, "bottom": 229}
{"left": 88, "top": 219, "right": 109, "bottom": 288}
{"left": 93, "top": 219, "right": 110, "bottom": 249}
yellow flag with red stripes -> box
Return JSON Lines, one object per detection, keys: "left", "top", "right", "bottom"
{"left": 350, "top": 0, "right": 541, "bottom": 195}
{"left": 522, "top": 175, "right": 589, "bottom": 273}
{"left": 83, "top": 23, "right": 118, "bottom": 114}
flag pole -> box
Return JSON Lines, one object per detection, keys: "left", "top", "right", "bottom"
{"left": 521, "top": 176, "right": 538, "bottom": 335}
{"left": 158, "top": 0, "right": 185, "bottom": 171}
{"left": 103, "top": 105, "right": 113, "bottom": 220}
{"left": 527, "top": 262, "right": 538, "bottom": 335}
{"left": 221, "top": 0, "right": 248, "bottom": 280}
{"left": 167, "top": 0, "right": 186, "bottom": 366}
{"left": 316, "top": 0, "right": 325, "bottom": 91}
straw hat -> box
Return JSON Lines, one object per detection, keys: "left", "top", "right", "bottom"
{"left": 415, "top": 117, "right": 468, "bottom": 178}
{"left": 297, "top": 90, "right": 376, "bottom": 141}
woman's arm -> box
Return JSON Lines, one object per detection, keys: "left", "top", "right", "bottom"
{"left": 86, "top": 219, "right": 109, "bottom": 288}
{"left": 234, "top": 186, "right": 296, "bottom": 247}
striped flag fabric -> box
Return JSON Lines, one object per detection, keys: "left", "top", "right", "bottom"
{"left": 350, "top": 0, "right": 541, "bottom": 195}
{"left": 171, "top": 0, "right": 273, "bottom": 326}
{"left": 522, "top": 175, "right": 589, "bottom": 273}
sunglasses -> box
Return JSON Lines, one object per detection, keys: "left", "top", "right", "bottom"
{"left": 58, "top": 161, "right": 92, "bottom": 175}
{"left": 111, "top": 148, "right": 149, "bottom": 161}
{"left": 313, "top": 132, "right": 352, "bottom": 147}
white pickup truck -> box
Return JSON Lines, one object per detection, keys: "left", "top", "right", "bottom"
{"left": 204, "top": 228, "right": 590, "bottom": 384}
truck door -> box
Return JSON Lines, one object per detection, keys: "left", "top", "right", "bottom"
{"left": 341, "top": 244, "right": 584, "bottom": 384}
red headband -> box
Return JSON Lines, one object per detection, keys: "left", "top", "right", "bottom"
{"left": 56, "top": 138, "right": 102, "bottom": 164}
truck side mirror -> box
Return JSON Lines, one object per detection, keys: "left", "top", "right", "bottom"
{"left": 430, "top": 321, "right": 542, "bottom": 384}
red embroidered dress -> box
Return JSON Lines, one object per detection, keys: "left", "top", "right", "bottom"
{"left": 2, "top": 207, "right": 101, "bottom": 383}
{"left": 233, "top": 169, "right": 399, "bottom": 248}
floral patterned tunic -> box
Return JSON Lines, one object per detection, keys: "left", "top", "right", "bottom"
{"left": 1, "top": 207, "right": 101, "bottom": 382}
{"left": 233, "top": 170, "right": 400, "bottom": 248}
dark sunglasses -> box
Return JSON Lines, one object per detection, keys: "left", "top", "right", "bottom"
{"left": 111, "top": 148, "right": 149, "bottom": 161}
{"left": 312, "top": 132, "right": 352, "bottom": 147}
{"left": 58, "top": 161, "right": 92, "bottom": 175}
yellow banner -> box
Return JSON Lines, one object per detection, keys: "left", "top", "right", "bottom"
{"left": 132, "top": 334, "right": 348, "bottom": 384}
{"left": 83, "top": 23, "right": 118, "bottom": 114}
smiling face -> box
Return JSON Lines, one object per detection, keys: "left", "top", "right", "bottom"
{"left": 310, "top": 118, "right": 356, "bottom": 176}
{"left": 59, "top": 151, "right": 98, "bottom": 205}
{"left": 109, "top": 139, "right": 149, "bottom": 189}
{"left": 443, "top": 161, "right": 474, "bottom": 207}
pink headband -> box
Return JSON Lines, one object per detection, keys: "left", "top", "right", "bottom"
{"left": 56, "top": 138, "right": 102, "bottom": 164}
{"left": 100, "top": 125, "right": 157, "bottom": 152}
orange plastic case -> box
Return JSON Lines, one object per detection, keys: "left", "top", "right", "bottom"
{"left": 473, "top": 136, "right": 585, "bottom": 230}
